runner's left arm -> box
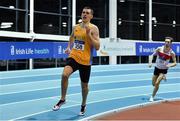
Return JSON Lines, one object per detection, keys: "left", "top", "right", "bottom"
{"left": 86, "top": 25, "right": 100, "bottom": 50}
{"left": 167, "top": 53, "right": 177, "bottom": 67}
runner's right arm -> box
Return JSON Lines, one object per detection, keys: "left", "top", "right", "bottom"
{"left": 149, "top": 48, "right": 159, "bottom": 68}
{"left": 65, "top": 27, "right": 75, "bottom": 54}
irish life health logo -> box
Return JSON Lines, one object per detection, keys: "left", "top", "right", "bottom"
{"left": 139, "top": 45, "right": 143, "bottom": 53}
{"left": 177, "top": 46, "right": 180, "bottom": 54}
{"left": 58, "top": 46, "right": 62, "bottom": 54}
{"left": 10, "top": 45, "right": 15, "bottom": 55}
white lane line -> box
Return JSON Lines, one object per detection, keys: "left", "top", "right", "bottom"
{"left": 1, "top": 70, "right": 179, "bottom": 87}
{"left": 9, "top": 91, "right": 180, "bottom": 121}
{"left": 1, "top": 67, "right": 179, "bottom": 79}
{"left": 79, "top": 97, "right": 180, "bottom": 121}
{"left": 0, "top": 76, "right": 180, "bottom": 95}
{"left": 1, "top": 83, "right": 180, "bottom": 107}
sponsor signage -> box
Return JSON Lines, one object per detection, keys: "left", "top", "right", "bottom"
{"left": 0, "top": 42, "right": 68, "bottom": 60}
{"left": 97, "top": 38, "right": 136, "bottom": 56}
{"left": 0, "top": 42, "right": 97, "bottom": 60}
{"left": 173, "top": 44, "right": 180, "bottom": 55}
{"left": 136, "top": 42, "right": 180, "bottom": 56}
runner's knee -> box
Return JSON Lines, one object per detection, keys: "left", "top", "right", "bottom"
{"left": 155, "top": 82, "right": 160, "bottom": 88}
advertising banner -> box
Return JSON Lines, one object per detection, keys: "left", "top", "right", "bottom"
{"left": 53, "top": 42, "right": 69, "bottom": 58}
{"left": 0, "top": 42, "right": 68, "bottom": 60}
{"left": 136, "top": 42, "right": 180, "bottom": 56}
{"left": 0, "top": 42, "right": 97, "bottom": 60}
{"left": 97, "top": 38, "right": 136, "bottom": 56}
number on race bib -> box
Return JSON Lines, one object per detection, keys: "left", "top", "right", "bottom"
{"left": 73, "top": 40, "right": 85, "bottom": 50}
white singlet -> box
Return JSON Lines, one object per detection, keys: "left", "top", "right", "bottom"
{"left": 155, "top": 46, "right": 175, "bottom": 69}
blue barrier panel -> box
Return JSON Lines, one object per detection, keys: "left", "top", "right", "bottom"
{"left": 0, "top": 43, "right": 4, "bottom": 59}
{"left": 136, "top": 42, "right": 180, "bottom": 56}
{"left": 53, "top": 42, "right": 69, "bottom": 58}
{"left": 172, "top": 44, "right": 180, "bottom": 56}
{"left": 0, "top": 42, "right": 68, "bottom": 60}
{"left": 53, "top": 42, "right": 97, "bottom": 58}
{"left": 0, "top": 42, "right": 97, "bottom": 60}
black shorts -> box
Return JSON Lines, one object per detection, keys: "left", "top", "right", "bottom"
{"left": 66, "top": 58, "right": 91, "bottom": 83}
{"left": 154, "top": 67, "right": 168, "bottom": 75}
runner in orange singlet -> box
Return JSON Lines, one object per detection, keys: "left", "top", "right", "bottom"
{"left": 52, "top": 6, "right": 100, "bottom": 116}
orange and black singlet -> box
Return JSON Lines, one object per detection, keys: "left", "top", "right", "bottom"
{"left": 69, "top": 23, "right": 95, "bottom": 65}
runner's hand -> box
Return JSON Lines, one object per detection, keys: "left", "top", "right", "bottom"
{"left": 148, "top": 63, "right": 152, "bottom": 68}
{"left": 166, "top": 64, "right": 171, "bottom": 68}
{"left": 65, "top": 48, "right": 71, "bottom": 54}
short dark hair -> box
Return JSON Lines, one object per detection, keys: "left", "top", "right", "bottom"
{"left": 83, "top": 6, "right": 94, "bottom": 15}
{"left": 165, "top": 36, "right": 173, "bottom": 43}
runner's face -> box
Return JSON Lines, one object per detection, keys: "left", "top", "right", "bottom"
{"left": 81, "top": 9, "right": 93, "bottom": 23}
{"left": 165, "top": 39, "right": 171, "bottom": 47}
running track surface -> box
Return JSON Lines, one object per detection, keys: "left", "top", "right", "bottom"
{"left": 0, "top": 64, "right": 180, "bottom": 120}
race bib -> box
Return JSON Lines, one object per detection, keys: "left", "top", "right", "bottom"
{"left": 73, "top": 40, "right": 85, "bottom": 50}
{"left": 158, "top": 59, "right": 168, "bottom": 66}
{"left": 159, "top": 59, "right": 165, "bottom": 64}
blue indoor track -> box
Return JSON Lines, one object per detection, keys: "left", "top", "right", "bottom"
{"left": 0, "top": 64, "right": 180, "bottom": 120}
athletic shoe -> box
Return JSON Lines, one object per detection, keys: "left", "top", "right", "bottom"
{"left": 149, "top": 96, "right": 154, "bottom": 102}
{"left": 79, "top": 105, "right": 86, "bottom": 116}
{"left": 52, "top": 99, "right": 65, "bottom": 111}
